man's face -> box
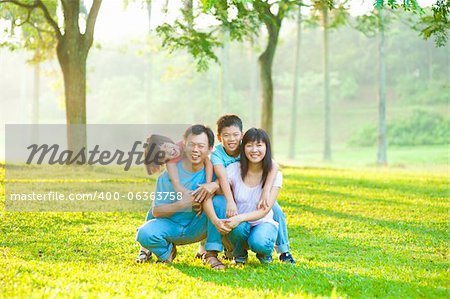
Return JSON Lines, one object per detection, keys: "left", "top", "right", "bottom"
{"left": 218, "top": 126, "right": 243, "bottom": 153}
{"left": 184, "top": 132, "right": 211, "bottom": 165}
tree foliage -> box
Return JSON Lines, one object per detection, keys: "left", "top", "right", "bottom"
{"left": 0, "top": 0, "right": 58, "bottom": 62}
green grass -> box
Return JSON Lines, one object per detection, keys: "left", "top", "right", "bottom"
{"left": 0, "top": 165, "right": 449, "bottom": 298}
{"left": 276, "top": 145, "right": 449, "bottom": 170}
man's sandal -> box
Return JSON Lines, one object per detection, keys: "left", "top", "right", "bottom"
{"left": 203, "top": 252, "right": 225, "bottom": 270}
{"left": 194, "top": 251, "right": 205, "bottom": 259}
{"left": 135, "top": 249, "right": 152, "bottom": 263}
{"left": 167, "top": 244, "right": 177, "bottom": 262}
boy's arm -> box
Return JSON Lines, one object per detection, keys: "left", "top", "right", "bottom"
{"left": 214, "top": 164, "right": 238, "bottom": 218}
{"left": 225, "top": 186, "right": 280, "bottom": 228}
{"left": 258, "top": 160, "right": 279, "bottom": 210}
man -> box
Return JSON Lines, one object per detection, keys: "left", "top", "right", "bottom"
{"left": 136, "top": 124, "right": 229, "bottom": 269}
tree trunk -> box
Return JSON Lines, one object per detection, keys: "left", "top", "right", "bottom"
{"left": 57, "top": 35, "right": 88, "bottom": 153}
{"left": 32, "top": 60, "right": 40, "bottom": 124}
{"left": 322, "top": 6, "right": 331, "bottom": 161}
{"left": 54, "top": 0, "right": 101, "bottom": 156}
{"left": 145, "top": 0, "right": 153, "bottom": 123}
{"left": 377, "top": 8, "right": 388, "bottom": 165}
{"left": 289, "top": 7, "right": 302, "bottom": 159}
{"left": 32, "top": 58, "right": 40, "bottom": 144}
{"left": 259, "top": 18, "right": 281, "bottom": 140}
{"left": 247, "top": 39, "right": 258, "bottom": 127}
{"left": 219, "top": 28, "right": 230, "bottom": 113}
{"left": 427, "top": 40, "right": 433, "bottom": 82}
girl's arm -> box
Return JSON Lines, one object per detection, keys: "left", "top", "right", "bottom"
{"left": 225, "top": 186, "right": 280, "bottom": 229}
{"left": 167, "top": 162, "right": 190, "bottom": 195}
{"left": 204, "top": 157, "right": 213, "bottom": 183}
{"left": 258, "top": 160, "right": 279, "bottom": 209}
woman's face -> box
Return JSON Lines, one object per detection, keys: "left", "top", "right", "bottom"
{"left": 244, "top": 140, "right": 266, "bottom": 164}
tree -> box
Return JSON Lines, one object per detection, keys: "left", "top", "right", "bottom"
{"left": 144, "top": 0, "right": 153, "bottom": 123}
{"left": 375, "top": 0, "right": 449, "bottom": 47}
{"left": 318, "top": 1, "right": 332, "bottom": 161}
{"left": 157, "top": 0, "right": 440, "bottom": 143}
{"left": 288, "top": 6, "right": 302, "bottom": 159}
{"left": 377, "top": 7, "right": 388, "bottom": 165}
{"left": 355, "top": 8, "right": 389, "bottom": 165}
{"left": 0, "top": 0, "right": 102, "bottom": 153}
{"left": 157, "top": 1, "right": 314, "bottom": 139}
{"left": 1, "top": 2, "right": 57, "bottom": 128}
{"left": 308, "top": 0, "right": 348, "bottom": 161}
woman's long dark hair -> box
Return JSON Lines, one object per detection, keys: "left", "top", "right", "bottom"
{"left": 240, "top": 128, "right": 273, "bottom": 188}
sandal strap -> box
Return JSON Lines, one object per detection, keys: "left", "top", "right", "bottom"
{"left": 203, "top": 253, "right": 225, "bottom": 269}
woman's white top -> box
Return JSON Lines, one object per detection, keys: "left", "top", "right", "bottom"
{"left": 226, "top": 162, "right": 282, "bottom": 228}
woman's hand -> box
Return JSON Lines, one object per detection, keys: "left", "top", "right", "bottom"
{"left": 213, "top": 219, "right": 231, "bottom": 235}
{"left": 224, "top": 216, "right": 241, "bottom": 230}
{"left": 226, "top": 200, "right": 238, "bottom": 218}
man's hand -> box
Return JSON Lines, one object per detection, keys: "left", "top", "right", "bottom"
{"left": 192, "top": 201, "right": 203, "bottom": 216}
{"left": 214, "top": 219, "right": 231, "bottom": 235}
{"left": 257, "top": 191, "right": 270, "bottom": 210}
{"left": 192, "top": 182, "right": 219, "bottom": 203}
{"left": 226, "top": 200, "right": 238, "bottom": 218}
{"left": 224, "top": 216, "right": 241, "bottom": 230}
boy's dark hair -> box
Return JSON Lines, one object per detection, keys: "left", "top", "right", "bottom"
{"left": 240, "top": 128, "right": 273, "bottom": 188}
{"left": 216, "top": 114, "right": 243, "bottom": 135}
{"left": 183, "top": 124, "right": 215, "bottom": 148}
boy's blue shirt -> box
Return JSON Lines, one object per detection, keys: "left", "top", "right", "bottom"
{"left": 211, "top": 144, "right": 240, "bottom": 168}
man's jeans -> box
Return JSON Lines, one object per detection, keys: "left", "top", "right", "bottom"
{"left": 136, "top": 195, "right": 227, "bottom": 261}
{"left": 228, "top": 221, "right": 278, "bottom": 263}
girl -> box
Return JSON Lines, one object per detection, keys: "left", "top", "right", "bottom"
{"left": 224, "top": 128, "right": 281, "bottom": 264}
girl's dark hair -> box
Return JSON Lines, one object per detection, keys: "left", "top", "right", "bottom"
{"left": 145, "top": 134, "right": 175, "bottom": 165}
{"left": 240, "top": 128, "right": 273, "bottom": 188}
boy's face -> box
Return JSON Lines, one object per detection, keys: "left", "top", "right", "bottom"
{"left": 218, "top": 125, "right": 243, "bottom": 153}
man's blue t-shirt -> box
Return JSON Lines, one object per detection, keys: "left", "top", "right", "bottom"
{"left": 153, "top": 161, "right": 206, "bottom": 225}
{"left": 211, "top": 144, "right": 240, "bottom": 168}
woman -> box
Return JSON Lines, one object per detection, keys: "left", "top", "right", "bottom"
{"left": 224, "top": 128, "right": 282, "bottom": 264}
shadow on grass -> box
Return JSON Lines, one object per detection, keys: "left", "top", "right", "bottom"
{"left": 289, "top": 225, "right": 449, "bottom": 273}
{"left": 290, "top": 202, "right": 448, "bottom": 240}
{"left": 290, "top": 186, "right": 447, "bottom": 210}
{"left": 171, "top": 261, "right": 445, "bottom": 298}
{"left": 285, "top": 173, "right": 448, "bottom": 200}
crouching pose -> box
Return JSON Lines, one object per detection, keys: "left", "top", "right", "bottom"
{"left": 203, "top": 128, "right": 282, "bottom": 265}
{"left": 136, "top": 125, "right": 229, "bottom": 269}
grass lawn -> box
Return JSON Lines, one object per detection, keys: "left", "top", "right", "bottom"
{"left": 0, "top": 165, "right": 449, "bottom": 298}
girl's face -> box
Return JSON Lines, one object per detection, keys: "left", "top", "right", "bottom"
{"left": 244, "top": 140, "right": 266, "bottom": 164}
{"left": 159, "top": 142, "right": 181, "bottom": 160}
